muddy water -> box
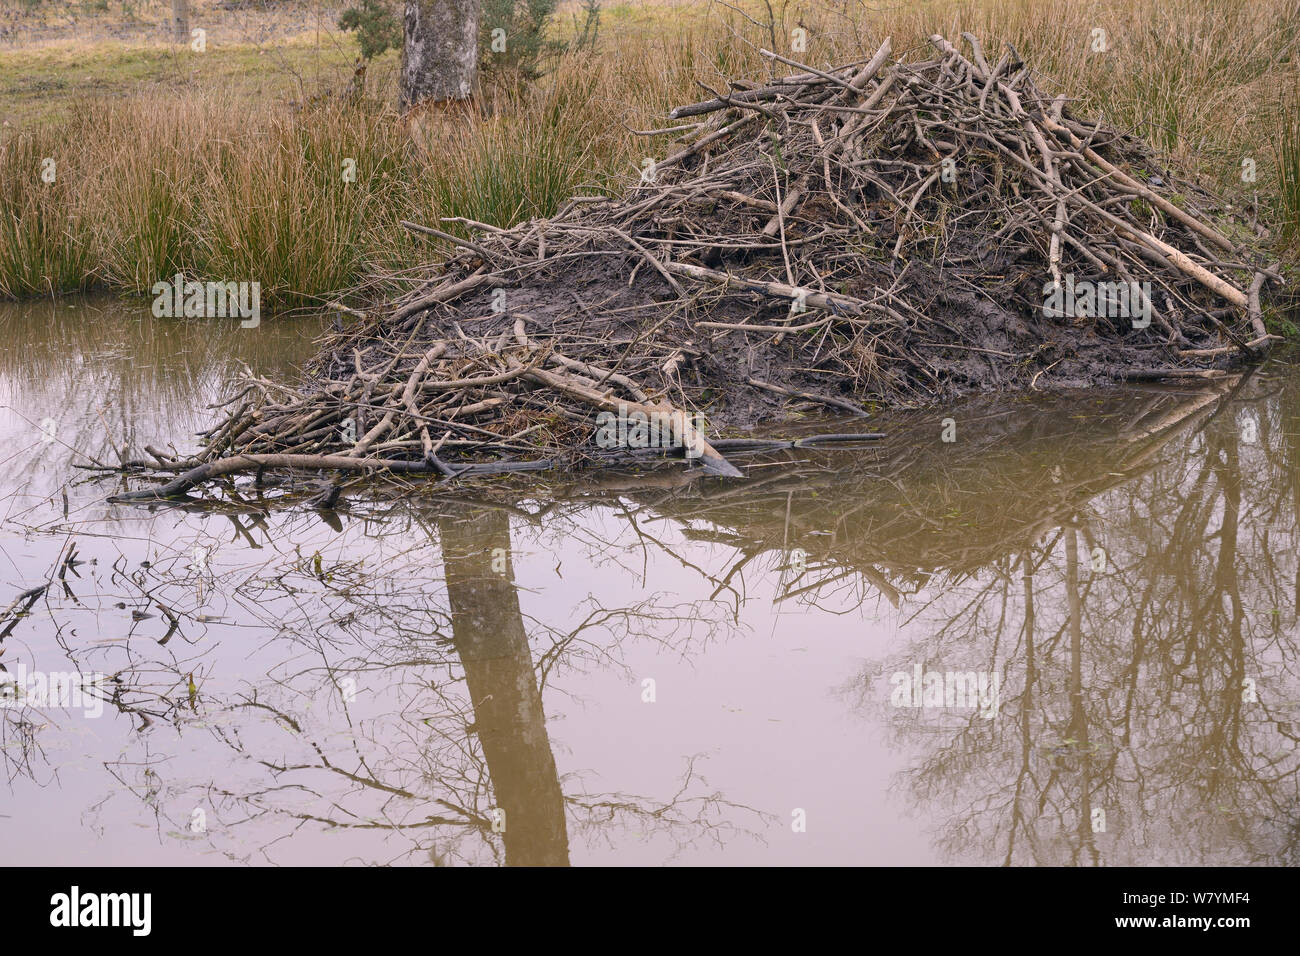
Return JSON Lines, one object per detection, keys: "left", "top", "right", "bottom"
{"left": 1, "top": 296, "right": 1298, "bottom": 866}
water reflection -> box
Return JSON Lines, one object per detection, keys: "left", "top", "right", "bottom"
{"left": 439, "top": 507, "right": 569, "bottom": 865}
{"left": 866, "top": 379, "right": 1300, "bottom": 866}
{"left": 0, "top": 298, "right": 1296, "bottom": 865}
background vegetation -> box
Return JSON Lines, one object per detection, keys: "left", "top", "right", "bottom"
{"left": 1, "top": 0, "right": 1297, "bottom": 307}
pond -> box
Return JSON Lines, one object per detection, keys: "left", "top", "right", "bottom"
{"left": 1, "top": 296, "right": 1297, "bottom": 865}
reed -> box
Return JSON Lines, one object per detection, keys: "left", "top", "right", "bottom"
{"left": 1, "top": 0, "right": 1295, "bottom": 304}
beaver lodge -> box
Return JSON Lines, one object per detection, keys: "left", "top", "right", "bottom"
{"left": 112, "top": 34, "right": 1284, "bottom": 503}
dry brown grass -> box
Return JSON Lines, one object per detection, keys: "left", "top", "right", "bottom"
{"left": 1, "top": 0, "right": 1296, "bottom": 303}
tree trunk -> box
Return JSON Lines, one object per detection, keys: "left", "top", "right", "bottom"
{"left": 171, "top": 0, "right": 189, "bottom": 42}
{"left": 401, "top": 0, "right": 479, "bottom": 109}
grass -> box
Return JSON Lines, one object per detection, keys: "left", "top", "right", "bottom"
{"left": 0, "top": 37, "right": 361, "bottom": 127}
{"left": 1, "top": 0, "right": 1298, "bottom": 308}
{"left": 0, "top": 128, "right": 98, "bottom": 295}
{"left": 1279, "top": 84, "right": 1300, "bottom": 248}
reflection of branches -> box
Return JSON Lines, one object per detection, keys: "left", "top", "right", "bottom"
{"left": 0, "top": 708, "right": 47, "bottom": 785}
{"left": 565, "top": 754, "right": 775, "bottom": 861}
{"left": 532, "top": 597, "right": 731, "bottom": 692}
{"left": 39, "top": 500, "right": 767, "bottom": 865}
{"left": 9, "top": 364, "right": 1300, "bottom": 866}
{"left": 863, "top": 371, "right": 1300, "bottom": 865}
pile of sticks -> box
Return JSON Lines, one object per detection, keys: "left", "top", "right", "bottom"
{"left": 112, "top": 34, "right": 1281, "bottom": 502}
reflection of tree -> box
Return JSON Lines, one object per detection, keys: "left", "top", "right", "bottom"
{"left": 862, "top": 372, "right": 1300, "bottom": 865}
{"left": 7, "top": 367, "right": 1300, "bottom": 865}
{"left": 438, "top": 507, "right": 570, "bottom": 866}
{"left": 35, "top": 500, "right": 764, "bottom": 865}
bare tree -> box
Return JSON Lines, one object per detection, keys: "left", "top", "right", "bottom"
{"left": 400, "top": 0, "right": 478, "bottom": 109}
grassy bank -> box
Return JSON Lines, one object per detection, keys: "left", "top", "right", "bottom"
{"left": 1, "top": 0, "right": 1297, "bottom": 308}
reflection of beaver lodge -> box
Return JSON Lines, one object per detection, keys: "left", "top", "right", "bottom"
{"left": 513, "top": 376, "right": 1251, "bottom": 599}
{"left": 115, "top": 35, "right": 1283, "bottom": 501}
